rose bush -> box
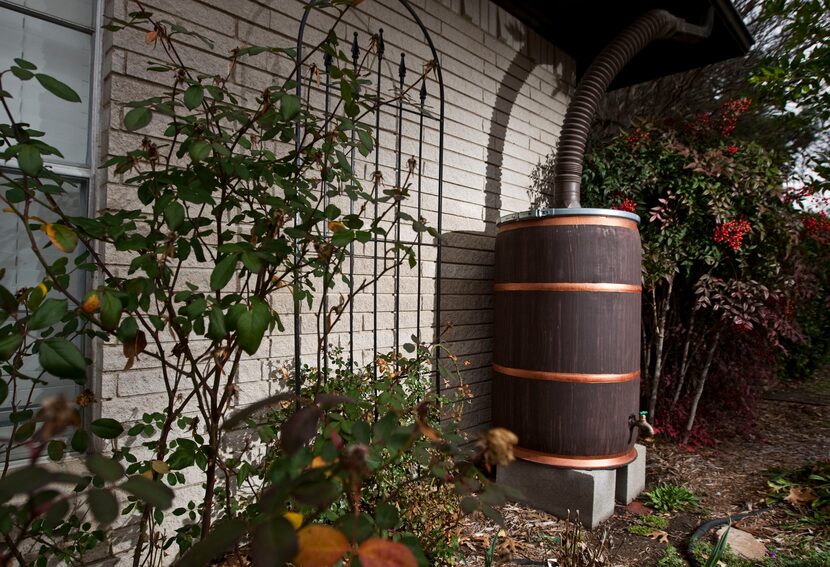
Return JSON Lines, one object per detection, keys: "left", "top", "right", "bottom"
{"left": 0, "top": 4, "right": 511, "bottom": 565}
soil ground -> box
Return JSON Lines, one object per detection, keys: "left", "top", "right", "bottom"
{"left": 457, "top": 370, "right": 830, "bottom": 566}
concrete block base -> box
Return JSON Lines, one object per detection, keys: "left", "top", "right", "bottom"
{"left": 497, "top": 445, "right": 647, "bottom": 528}
{"left": 615, "top": 444, "right": 647, "bottom": 505}
{"left": 497, "top": 459, "right": 617, "bottom": 529}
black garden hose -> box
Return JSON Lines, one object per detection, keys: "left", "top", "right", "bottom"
{"left": 687, "top": 504, "right": 781, "bottom": 567}
{"left": 552, "top": 9, "right": 714, "bottom": 208}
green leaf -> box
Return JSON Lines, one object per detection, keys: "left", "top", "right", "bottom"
{"left": 28, "top": 298, "right": 68, "bottom": 330}
{"left": 117, "top": 317, "right": 138, "bottom": 342}
{"left": 207, "top": 306, "right": 227, "bottom": 340}
{"left": 87, "top": 454, "right": 125, "bottom": 481}
{"left": 460, "top": 496, "right": 479, "bottom": 514}
{"left": 210, "top": 254, "right": 237, "bottom": 291}
{"left": 280, "top": 94, "right": 301, "bottom": 120}
{"left": 14, "top": 58, "right": 36, "bottom": 70}
{"left": 39, "top": 338, "right": 86, "bottom": 381}
{"left": 18, "top": 145, "right": 43, "bottom": 176}
{"left": 0, "top": 467, "right": 53, "bottom": 502}
{"left": 0, "top": 380, "right": 7, "bottom": 405}
{"left": 164, "top": 201, "right": 185, "bottom": 230}
{"left": 331, "top": 229, "right": 354, "bottom": 247}
{"left": 124, "top": 107, "right": 152, "bottom": 131}
{"left": 11, "top": 67, "right": 34, "bottom": 80}
{"left": 14, "top": 422, "right": 35, "bottom": 442}
{"left": 374, "top": 501, "right": 399, "bottom": 530}
{"left": 251, "top": 517, "right": 298, "bottom": 567}
{"left": 189, "top": 140, "right": 211, "bottom": 162}
{"left": 47, "top": 440, "right": 65, "bottom": 462}
{"left": 35, "top": 73, "right": 81, "bottom": 102}
{"left": 90, "top": 418, "right": 124, "bottom": 440}
{"left": 292, "top": 477, "right": 339, "bottom": 507}
{"left": 88, "top": 488, "right": 119, "bottom": 524}
{"left": 236, "top": 299, "right": 270, "bottom": 355}
{"left": 71, "top": 429, "right": 89, "bottom": 453}
{"left": 240, "top": 251, "right": 263, "bottom": 273}
{"left": 357, "top": 129, "right": 374, "bottom": 153}
{"left": 183, "top": 85, "right": 204, "bottom": 110}
{"left": 0, "top": 333, "right": 23, "bottom": 361}
{"left": 177, "top": 519, "right": 247, "bottom": 567}
{"left": 100, "top": 292, "right": 122, "bottom": 331}
{"left": 121, "top": 476, "right": 174, "bottom": 509}
{"left": 0, "top": 285, "right": 18, "bottom": 314}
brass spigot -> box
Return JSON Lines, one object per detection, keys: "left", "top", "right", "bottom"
{"left": 636, "top": 411, "right": 655, "bottom": 442}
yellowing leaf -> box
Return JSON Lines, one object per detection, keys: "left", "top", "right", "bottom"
{"left": 145, "top": 30, "right": 158, "bottom": 44}
{"left": 28, "top": 282, "right": 47, "bottom": 310}
{"left": 328, "top": 220, "right": 347, "bottom": 233}
{"left": 358, "top": 538, "right": 418, "bottom": 567}
{"left": 43, "top": 223, "right": 79, "bottom": 253}
{"left": 310, "top": 456, "right": 328, "bottom": 469}
{"left": 150, "top": 460, "right": 169, "bottom": 474}
{"left": 81, "top": 291, "right": 100, "bottom": 313}
{"left": 284, "top": 511, "right": 303, "bottom": 530}
{"left": 294, "top": 525, "right": 350, "bottom": 567}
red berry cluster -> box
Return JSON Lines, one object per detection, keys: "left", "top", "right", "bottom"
{"left": 802, "top": 212, "right": 830, "bottom": 243}
{"left": 713, "top": 219, "right": 752, "bottom": 250}
{"left": 782, "top": 185, "right": 815, "bottom": 204}
{"left": 720, "top": 98, "right": 751, "bottom": 136}
{"left": 625, "top": 128, "right": 649, "bottom": 146}
{"left": 612, "top": 198, "right": 637, "bottom": 213}
{"left": 725, "top": 145, "right": 739, "bottom": 155}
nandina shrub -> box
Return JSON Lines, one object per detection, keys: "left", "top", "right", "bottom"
{"left": 576, "top": 97, "right": 819, "bottom": 442}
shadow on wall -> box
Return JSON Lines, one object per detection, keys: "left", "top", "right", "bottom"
{"left": 439, "top": 24, "right": 570, "bottom": 436}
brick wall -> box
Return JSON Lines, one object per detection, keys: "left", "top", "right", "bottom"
{"left": 98, "top": 0, "right": 574, "bottom": 447}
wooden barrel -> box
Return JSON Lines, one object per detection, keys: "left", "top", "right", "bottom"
{"left": 492, "top": 209, "right": 642, "bottom": 469}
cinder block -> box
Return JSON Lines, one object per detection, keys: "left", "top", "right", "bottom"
{"left": 615, "top": 444, "right": 646, "bottom": 505}
{"left": 497, "top": 459, "right": 616, "bottom": 529}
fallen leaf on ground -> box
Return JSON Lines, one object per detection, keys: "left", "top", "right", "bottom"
{"left": 784, "top": 486, "right": 817, "bottom": 506}
{"left": 646, "top": 529, "right": 669, "bottom": 544}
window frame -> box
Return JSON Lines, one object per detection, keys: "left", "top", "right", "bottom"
{"left": 0, "top": 0, "right": 105, "bottom": 457}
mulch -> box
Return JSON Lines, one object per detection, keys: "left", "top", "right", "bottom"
{"left": 456, "top": 374, "right": 830, "bottom": 566}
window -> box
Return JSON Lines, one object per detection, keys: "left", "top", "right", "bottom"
{"left": 0, "top": 0, "right": 100, "bottom": 453}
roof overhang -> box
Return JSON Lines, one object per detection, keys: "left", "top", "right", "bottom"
{"left": 491, "top": 0, "right": 753, "bottom": 89}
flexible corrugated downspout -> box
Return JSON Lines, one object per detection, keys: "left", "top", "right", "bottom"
{"left": 553, "top": 9, "right": 715, "bottom": 208}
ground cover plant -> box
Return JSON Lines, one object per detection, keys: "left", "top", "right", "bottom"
{"left": 0, "top": 2, "right": 511, "bottom": 565}
{"left": 642, "top": 485, "right": 701, "bottom": 514}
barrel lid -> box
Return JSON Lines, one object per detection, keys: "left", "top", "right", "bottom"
{"left": 497, "top": 208, "right": 640, "bottom": 226}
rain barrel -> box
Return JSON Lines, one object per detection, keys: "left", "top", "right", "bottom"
{"left": 492, "top": 208, "right": 642, "bottom": 469}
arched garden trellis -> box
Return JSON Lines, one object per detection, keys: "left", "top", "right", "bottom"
{"left": 293, "top": 0, "right": 445, "bottom": 394}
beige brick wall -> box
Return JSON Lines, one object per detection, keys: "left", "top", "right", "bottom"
{"left": 98, "top": 0, "right": 574, "bottom": 442}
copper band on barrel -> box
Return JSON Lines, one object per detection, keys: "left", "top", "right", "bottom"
{"left": 497, "top": 216, "right": 638, "bottom": 234}
{"left": 494, "top": 282, "right": 641, "bottom": 293}
{"left": 514, "top": 446, "right": 638, "bottom": 469}
{"left": 493, "top": 363, "right": 639, "bottom": 383}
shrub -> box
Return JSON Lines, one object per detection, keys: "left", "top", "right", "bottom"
{"left": 577, "top": 98, "right": 823, "bottom": 442}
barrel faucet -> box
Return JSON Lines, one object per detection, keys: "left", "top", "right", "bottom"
{"left": 630, "top": 411, "right": 655, "bottom": 442}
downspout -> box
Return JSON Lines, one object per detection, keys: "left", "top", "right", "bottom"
{"left": 552, "top": 9, "right": 715, "bottom": 208}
